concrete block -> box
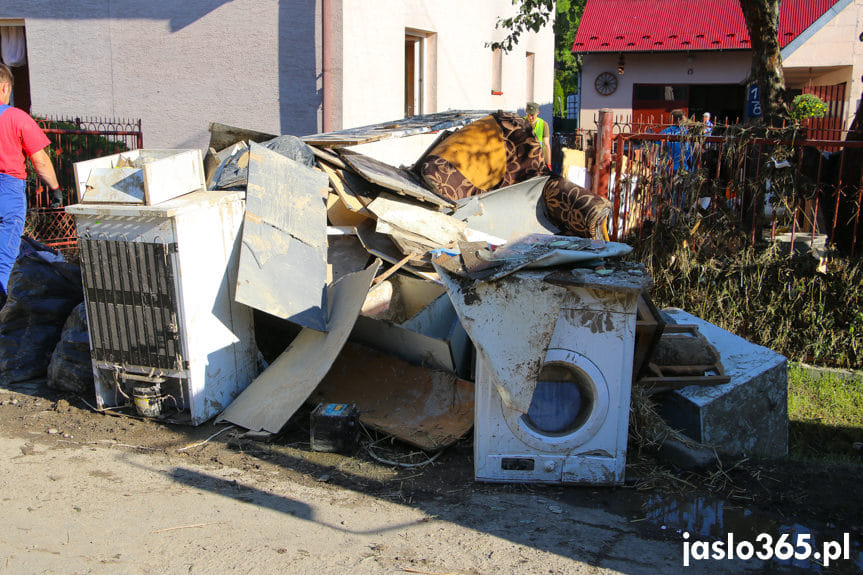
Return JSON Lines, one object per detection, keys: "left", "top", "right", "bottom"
{"left": 655, "top": 309, "right": 788, "bottom": 458}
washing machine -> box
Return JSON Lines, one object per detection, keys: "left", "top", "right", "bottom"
{"left": 438, "top": 263, "right": 648, "bottom": 485}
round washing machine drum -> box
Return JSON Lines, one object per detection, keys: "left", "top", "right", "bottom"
{"left": 501, "top": 348, "right": 610, "bottom": 451}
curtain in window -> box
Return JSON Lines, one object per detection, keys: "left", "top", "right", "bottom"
{"left": 1, "top": 27, "right": 27, "bottom": 67}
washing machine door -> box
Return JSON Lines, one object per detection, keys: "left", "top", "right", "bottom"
{"left": 501, "top": 348, "right": 610, "bottom": 451}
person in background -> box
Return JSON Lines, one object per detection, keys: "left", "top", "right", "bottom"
{"left": 0, "top": 62, "right": 61, "bottom": 304}
{"left": 660, "top": 108, "right": 692, "bottom": 173}
{"left": 525, "top": 102, "right": 551, "bottom": 170}
{"left": 703, "top": 111, "right": 714, "bottom": 136}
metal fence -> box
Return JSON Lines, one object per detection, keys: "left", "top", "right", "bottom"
{"left": 24, "top": 116, "right": 143, "bottom": 254}
{"left": 567, "top": 112, "right": 862, "bottom": 257}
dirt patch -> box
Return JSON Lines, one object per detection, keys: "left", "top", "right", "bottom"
{"left": 1, "top": 380, "right": 861, "bottom": 548}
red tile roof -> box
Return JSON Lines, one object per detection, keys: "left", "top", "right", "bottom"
{"left": 572, "top": 0, "right": 840, "bottom": 53}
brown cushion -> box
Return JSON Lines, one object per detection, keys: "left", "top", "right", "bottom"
{"left": 419, "top": 112, "right": 551, "bottom": 203}
{"left": 543, "top": 176, "right": 611, "bottom": 239}
{"left": 420, "top": 155, "right": 481, "bottom": 202}
{"left": 424, "top": 115, "right": 507, "bottom": 190}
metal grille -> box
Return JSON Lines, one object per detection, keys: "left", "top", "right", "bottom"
{"left": 78, "top": 238, "right": 184, "bottom": 371}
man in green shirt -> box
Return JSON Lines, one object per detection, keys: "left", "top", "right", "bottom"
{"left": 525, "top": 102, "right": 551, "bottom": 169}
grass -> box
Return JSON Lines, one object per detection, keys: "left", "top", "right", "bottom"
{"left": 787, "top": 363, "right": 863, "bottom": 463}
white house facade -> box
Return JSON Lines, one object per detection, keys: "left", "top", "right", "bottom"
{"left": 0, "top": 1, "right": 554, "bottom": 150}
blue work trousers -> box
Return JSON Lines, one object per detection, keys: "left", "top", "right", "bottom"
{"left": 0, "top": 173, "right": 26, "bottom": 297}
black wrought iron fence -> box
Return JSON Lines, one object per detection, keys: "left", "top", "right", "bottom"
{"left": 24, "top": 116, "right": 143, "bottom": 254}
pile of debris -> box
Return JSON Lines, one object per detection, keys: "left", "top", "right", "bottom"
{"left": 199, "top": 110, "right": 623, "bottom": 453}
{"left": 0, "top": 110, "right": 790, "bottom": 485}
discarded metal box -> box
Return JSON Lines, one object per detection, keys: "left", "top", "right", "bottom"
{"left": 350, "top": 274, "right": 472, "bottom": 378}
{"left": 655, "top": 309, "right": 788, "bottom": 457}
{"left": 73, "top": 149, "right": 205, "bottom": 205}
{"left": 66, "top": 190, "right": 258, "bottom": 425}
{"left": 310, "top": 402, "right": 360, "bottom": 453}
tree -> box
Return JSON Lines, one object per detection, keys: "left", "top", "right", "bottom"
{"left": 738, "top": 0, "right": 788, "bottom": 123}
{"left": 553, "top": 0, "right": 586, "bottom": 117}
{"left": 490, "top": 0, "right": 586, "bottom": 117}
{"left": 490, "top": 0, "right": 555, "bottom": 53}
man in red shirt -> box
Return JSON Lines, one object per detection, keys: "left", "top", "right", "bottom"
{"left": 0, "top": 63, "right": 61, "bottom": 303}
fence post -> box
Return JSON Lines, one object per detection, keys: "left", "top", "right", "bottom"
{"left": 593, "top": 108, "right": 613, "bottom": 198}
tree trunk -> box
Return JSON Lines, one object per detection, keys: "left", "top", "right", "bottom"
{"left": 739, "top": 0, "right": 787, "bottom": 124}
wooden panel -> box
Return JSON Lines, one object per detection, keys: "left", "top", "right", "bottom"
{"left": 312, "top": 342, "right": 474, "bottom": 450}
{"left": 368, "top": 193, "right": 466, "bottom": 246}
{"left": 75, "top": 149, "right": 204, "bottom": 205}
{"left": 207, "top": 121, "right": 276, "bottom": 153}
{"left": 340, "top": 149, "right": 453, "bottom": 208}
{"left": 235, "top": 142, "right": 329, "bottom": 330}
{"left": 216, "top": 262, "right": 380, "bottom": 434}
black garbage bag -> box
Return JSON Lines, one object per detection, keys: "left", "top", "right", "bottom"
{"left": 0, "top": 242, "right": 84, "bottom": 384}
{"left": 47, "top": 302, "right": 93, "bottom": 395}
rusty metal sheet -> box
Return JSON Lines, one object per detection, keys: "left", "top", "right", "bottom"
{"left": 339, "top": 149, "right": 453, "bottom": 209}
{"left": 235, "top": 142, "right": 329, "bottom": 331}
{"left": 433, "top": 265, "right": 567, "bottom": 413}
{"left": 312, "top": 342, "right": 474, "bottom": 450}
{"left": 217, "top": 261, "right": 380, "bottom": 434}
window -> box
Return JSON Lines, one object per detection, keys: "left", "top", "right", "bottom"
{"left": 491, "top": 47, "right": 502, "bottom": 95}
{"left": 0, "top": 22, "right": 30, "bottom": 112}
{"left": 525, "top": 52, "right": 535, "bottom": 103}
{"left": 405, "top": 33, "right": 424, "bottom": 117}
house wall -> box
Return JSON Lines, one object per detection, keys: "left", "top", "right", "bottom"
{"left": 782, "top": 0, "right": 863, "bottom": 126}
{"left": 0, "top": 0, "right": 321, "bottom": 150}
{"left": 332, "top": 0, "right": 555, "bottom": 131}
{"left": 579, "top": 51, "right": 751, "bottom": 128}
{"left": 2, "top": 1, "right": 553, "bottom": 151}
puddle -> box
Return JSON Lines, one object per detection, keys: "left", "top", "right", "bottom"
{"left": 638, "top": 493, "right": 862, "bottom": 572}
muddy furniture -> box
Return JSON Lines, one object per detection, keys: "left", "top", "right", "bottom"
{"left": 66, "top": 191, "right": 258, "bottom": 425}
{"left": 654, "top": 308, "right": 788, "bottom": 457}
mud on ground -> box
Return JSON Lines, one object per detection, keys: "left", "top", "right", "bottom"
{"left": 1, "top": 380, "right": 861, "bottom": 562}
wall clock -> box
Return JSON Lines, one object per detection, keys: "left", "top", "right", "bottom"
{"left": 595, "top": 72, "right": 618, "bottom": 96}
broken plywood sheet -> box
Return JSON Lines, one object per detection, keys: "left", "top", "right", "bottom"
{"left": 217, "top": 262, "right": 381, "bottom": 434}
{"left": 207, "top": 122, "right": 277, "bottom": 153}
{"left": 311, "top": 342, "right": 474, "bottom": 450}
{"left": 326, "top": 193, "right": 369, "bottom": 227}
{"left": 433, "top": 265, "right": 567, "bottom": 414}
{"left": 236, "top": 142, "right": 329, "bottom": 331}
{"left": 368, "top": 194, "right": 466, "bottom": 247}
{"left": 309, "top": 145, "right": 347, "bottom": 169}
{"left": 355, "top": 220, "right": 439, "bottom": 283}
{"left": 339, "top": 149, "right": 453, "bottom": 209}
{"left": 319, "top": 162, "right": 373, "bottom": 215}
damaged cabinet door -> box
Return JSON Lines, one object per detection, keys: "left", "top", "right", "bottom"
{"left": 236, "top": 142, "right": 330, "bottom": 331}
